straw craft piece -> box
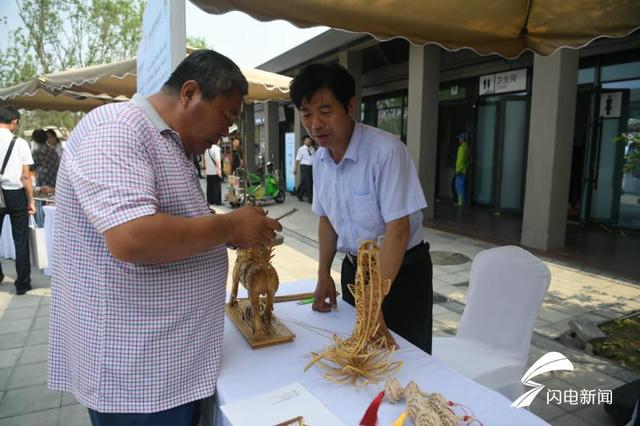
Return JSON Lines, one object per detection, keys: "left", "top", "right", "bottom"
{"left": 385, "top": 378, "right": 481, "bottom": 426}
{"left": 305, "top": 240, "right": 402, "bottom": 385}
{"left": 229, "top": 245, "right": 279, "bottom": 336}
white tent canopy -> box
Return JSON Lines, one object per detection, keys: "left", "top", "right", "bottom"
{"left": 0, "top": 56, "right": 292, "bottom": 112}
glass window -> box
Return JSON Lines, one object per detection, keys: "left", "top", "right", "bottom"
{"left": 361, "top": 93, "right": 408, "bottom": 141}
{"left": 578, "top": 68, "right": 596, "bottom": 85}
{"left": 376, "top": 97, "right": 403, "bottom": 109}
{"left": 377, "top": 108, "right": 403, "bottom": 137}
{"left": 439, "top": 86, "right": 466, "bottom": 101}
{"left": 601, "top": 61, "right": 640, "bottom": 83}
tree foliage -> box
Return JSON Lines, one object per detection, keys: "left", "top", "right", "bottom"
{"left": 186, "top": 35, "right": 210, "bottom": 50}
{"left": 0, "top": 0, "right": 145, "bottom": 133}
{"left": 1, "top": 0, "right": 145, "bottom": 87}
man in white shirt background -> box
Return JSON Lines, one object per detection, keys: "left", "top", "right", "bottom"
{"left": 0, "top": 106, "right": 36, "bottom": 295}
{"left": 204, "top": 139, "right": 223, "bottom": 206}
{"left": 294, "top": 135, "right": 315, "bottom": 203}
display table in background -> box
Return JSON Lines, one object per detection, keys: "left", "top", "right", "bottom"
{"left": 0, "top": 205, "right": 55, "bottom": 277}
{"left": 211, "top": 280, "right": 547, "bottom": 426}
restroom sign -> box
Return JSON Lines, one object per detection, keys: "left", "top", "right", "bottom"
{"left": 479, "top": 74, "right": 495, "bottom": 95}
{"left": 479, "top": 69, "right": 527, "bottom": 96}
{"left": 599, "top": 92, "right": 622, "bottom": 118}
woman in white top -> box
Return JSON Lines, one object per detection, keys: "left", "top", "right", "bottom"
{"left": 204, "top": 139, "right": 223, "bottom": 205}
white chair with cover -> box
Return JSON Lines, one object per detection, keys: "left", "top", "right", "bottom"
{"left": 432, "top": 245, "right": 551, "bottom": 401}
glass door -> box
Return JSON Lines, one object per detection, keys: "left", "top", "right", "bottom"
{"left": 473, "top": 102, "right": 498, "bottom": 205}
{"left": 497, "top": 98, "right": 528, "bottom": 211}
{"left": 587, "top": 88, "right": 630, "bottom": 225}
{"left": 474, "top": 96, "right": 529, "bottom": 211}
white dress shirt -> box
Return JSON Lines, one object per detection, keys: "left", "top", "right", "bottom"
{"left": 312, "top": 122, "right": 427, "bottom": 255}
{"left": 0, "top": 128, "right": 34, "bottom": 190}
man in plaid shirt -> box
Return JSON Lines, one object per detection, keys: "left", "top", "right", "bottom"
{"left": 48, "top": 50, "right": 281, "bottom": 426}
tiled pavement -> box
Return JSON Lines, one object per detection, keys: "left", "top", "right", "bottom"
{"left": 0, "top": 192, "right": 638, "bottom": 425}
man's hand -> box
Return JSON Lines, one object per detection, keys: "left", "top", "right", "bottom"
{"left": 313, "top": 273, "right": 337, "bottom": 312}
{"left": 27, "top": 199, "right": 36, "bottom": 215}
{"left": 293, "top": 169, "right": 297, "bottom": 175}
{"left": 225, "top": 206, "right": 282, "bottom": 248}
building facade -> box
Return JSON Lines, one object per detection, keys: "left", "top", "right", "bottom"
{"left": 249, "top": 30, "right": 640, "bottom": 252}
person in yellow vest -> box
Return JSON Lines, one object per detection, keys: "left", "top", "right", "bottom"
{"left": 454, "top": 131, "right": 469, "bottom": 207}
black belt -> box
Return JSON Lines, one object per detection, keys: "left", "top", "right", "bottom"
{"left": 345, "top": 241, "right": 426, "bottom": 266}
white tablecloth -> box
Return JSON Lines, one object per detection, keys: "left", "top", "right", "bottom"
{"left": 0, "top": 216, "right": 15, "bottom": 259}
{"left": 42, "top": 205, "right": 55, "bottom": 276}
{"left": 213, "top": 280, "right": 547, "bottom": 426}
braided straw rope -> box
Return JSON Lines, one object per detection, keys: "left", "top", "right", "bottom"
{"left": 386, "top": 378, "right": 482, "bottom": 426}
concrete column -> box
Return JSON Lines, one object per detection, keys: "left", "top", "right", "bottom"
{"left": 521, "top": 49, "right": 579, "bottom": 251}
{"left": 294, "top": 108, "right": 305, "bottom": 187}
{"left": 338, "top": 50, "right": 362, "bottom": 122}
{"left": 406, "top": 44, "right": 440, "bottom": 220}
{"left": 242, "top": 103, "right": 256, "bottom": 169}
{"left": 264, "top": 101, "right": 280, "bottom": 169}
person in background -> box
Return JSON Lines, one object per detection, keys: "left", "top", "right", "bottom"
{"left": 290, "top": 63, "right": 433, "bottom": 353}
{"left": 294, "top": 135, "right": 315, "bottom": 203}
{"left": 231, "top": 137, "right": 244, "bottom": 174}
{"left": 48, "top": 50, "right": 281, "bottom": 426}
{"left": 454, "top": 131, "right": 469, "bottom": 207}
{"left": 46, "top": 128, "right": 64, "bottom": 158}
{"left": 31, "top": 128, "right": 59, "bottom": 226}
{"left": 193, "top": 154, "right": 204, "bottom": 178}
{"left": 32, "top": 128, "right": 60, "bottom": 188}
{"left": 0, "top": 106, "right": 36, "bottom": 295}
{"left": 204, "top": 139, "right": 223, "bottom": 206}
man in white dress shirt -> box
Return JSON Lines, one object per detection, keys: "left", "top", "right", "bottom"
{"left": 290, "top": 63, "right": 433, "bottom": 353}
{"left": 294, "top": 135, "right": 315, "bottom": 203}
{"left": 204, "top": 139, "right": 223, "bottom": 206}
{"left": 0, "top": 106, "right": 36, "bottom": 295}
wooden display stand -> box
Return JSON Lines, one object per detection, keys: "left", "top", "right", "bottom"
{"left": 226, "top": 300, "right": 295, "bottom": 349}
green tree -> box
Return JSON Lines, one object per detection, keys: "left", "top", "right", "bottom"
{"left": 0, "top": 0, "right": 145, "bottom": 133}
{"left": 186, "top": 36, "right": 210, "bottom": 50}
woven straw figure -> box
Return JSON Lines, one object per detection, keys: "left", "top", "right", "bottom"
{"left": 305, "top": 240, "right": 402, "bottom": 385}
{"left": 229, "top": 245, "right": 279, "bottom": 336}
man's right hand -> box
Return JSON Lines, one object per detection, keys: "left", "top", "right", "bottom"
{"left": 313, "top": 273, "right": 337, "bottom": 312}
{"left": 225, "top": 205, "right": 282, "bottom": 248}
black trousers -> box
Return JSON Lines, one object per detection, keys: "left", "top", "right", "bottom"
{"left": 298, "top": 164, "right": 313, "bottom": 202}
{"left": 341, "top": 241, "right": 433, "bottom": 353}
{"left": 0, "top": 189, "right": 31, "bottom": 290}
{"left": 206, "top": 175, "right": 222, "bottom": 205}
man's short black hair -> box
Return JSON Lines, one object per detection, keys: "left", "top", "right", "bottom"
{"left": 290, "top": 63, "right": 355, "bottom": 111}
{"left": 32, "top": 129, "right": 47, "bottom": 144}
{"left": 0, "top": 106, "right": 20, "bottom": 124}
{"left": 163, "top": 49, "right": 248, "bottom": 101}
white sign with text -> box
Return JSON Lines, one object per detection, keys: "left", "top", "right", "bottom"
{"left": 480, "top": 68, "right": 527, "bottom": 96}
{"left": 137, "top": 0, "right": 186, "bottom": 96}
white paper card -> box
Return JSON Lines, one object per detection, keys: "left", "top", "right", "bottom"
{"left": 220, "top": 382, "right": 345, "bottom": 426}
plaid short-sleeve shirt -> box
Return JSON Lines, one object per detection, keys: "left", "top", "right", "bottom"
{"left": 48, "top": 94, "right": 228, "bottom": 413}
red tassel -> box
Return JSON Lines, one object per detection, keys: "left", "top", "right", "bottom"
{"left": 359, "top": 391, "right": 385, "bottom": 426}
